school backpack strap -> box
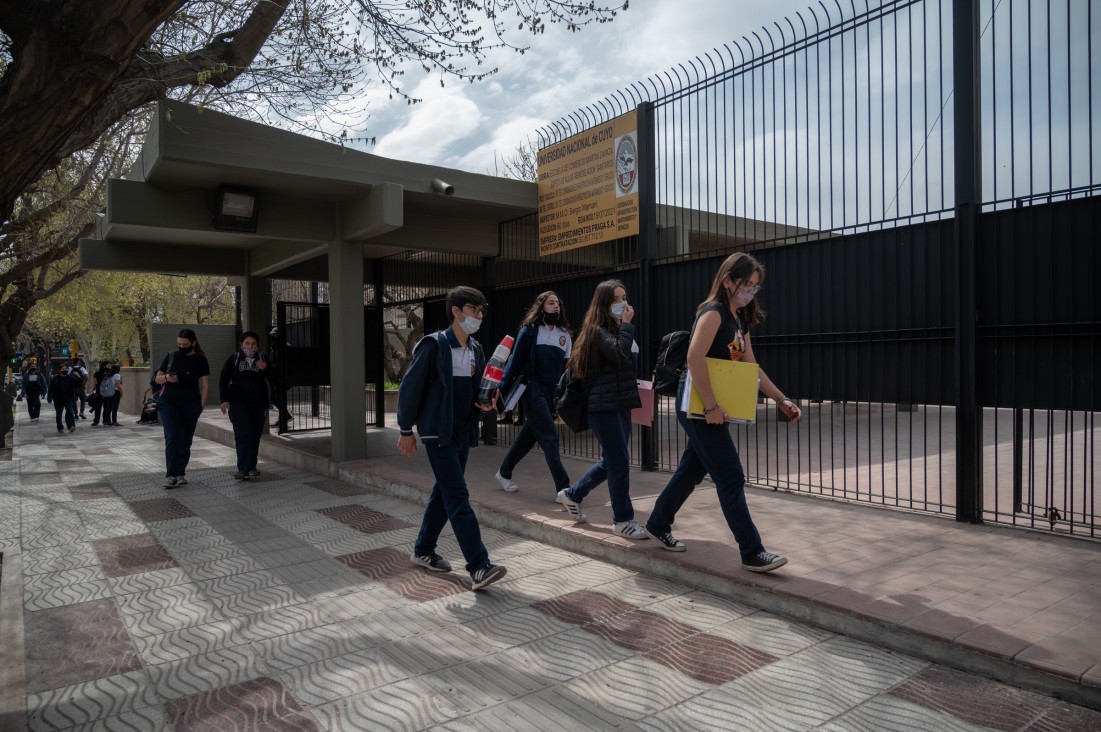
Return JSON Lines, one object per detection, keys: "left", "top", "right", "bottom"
{"left": 652, "top": 330, "right": 691, "bottom": 397}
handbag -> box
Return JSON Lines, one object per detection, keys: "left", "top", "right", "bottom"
{"left": 553, "top": 367, "right": 588, "bottom": 433}
{"left": 87, "top": 390, "right": 103, "bottom": 409}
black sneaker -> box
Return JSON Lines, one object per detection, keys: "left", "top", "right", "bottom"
{"left": 470, "top": 563, "right": 507, "bottom": 591}
{"left": 233, "top": 471, "right": 246, "bottom": 480}
{"left": 742, "top": 551, "right": 788, "bottom": 573}
{"left": 247, "top": 469, "right": 260, "bottom": 478}
{"left": 645, "top": 526, "right": 687, "bottom": 552}
{"left": 410, "top": 553, "right": 452, "bottom": 573}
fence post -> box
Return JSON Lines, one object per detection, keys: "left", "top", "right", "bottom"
{"left": 637, "top": 101, "right": 658, "bottom": 471}
{"left": 953, "top": 0, "right": 982, "bottom": 523}
{"left": 373, "top": 260, "right": 386, "bottom": 427}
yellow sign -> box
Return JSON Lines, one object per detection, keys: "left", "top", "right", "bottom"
{"left": 537, "top": 111, "right": 640, "bottom": 255}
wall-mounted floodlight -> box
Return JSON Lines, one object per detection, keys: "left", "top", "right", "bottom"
{"left": 431, "top": 178, "right": 455, "bottom": 196}
{"left": 212, "top": 187, "right": 259, "bottom": 232}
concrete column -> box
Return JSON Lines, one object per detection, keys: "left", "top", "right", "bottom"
{"left": 328, "top": 204, "right": 366, "bottom": 461}
{"left": 241, "top": 274, "right": 269, "bottom": 333}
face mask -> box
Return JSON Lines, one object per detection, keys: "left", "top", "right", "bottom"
{"left": 242, "top": 347, "right": 258, "bottom": 358}
{"left": 733, "top": 288, "right": 755, "bottom": 308}
{"left": 458, "top": 314, "right": 481, "bottom": 335}
{"left": 178, "top": 345, "right": 192, "bottom": 354}
{"left": 610, "top": 301, "right": 627, "bottom": 319}
{"left": 543, "top": 312, "right": 560, "bottom": 326}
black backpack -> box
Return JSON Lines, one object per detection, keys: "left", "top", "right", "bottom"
{"left": 653, "top": 330, "right": 690, "bottom": 396}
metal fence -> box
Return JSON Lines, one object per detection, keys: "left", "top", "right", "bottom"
{"left": 488, "top": 0, "right": 1099, "bottom": 538}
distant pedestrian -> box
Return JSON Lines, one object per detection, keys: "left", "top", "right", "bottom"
{"left": 98, "top": 363, "right": 123, "bottom": 426}
{"left": 397, "top": 286, "right": 508, "bottom": 591}
{"left": 494, "top": 290, "right": 573, "bottom": 496}
{"left": 219, "top": 331, "right": 274, "bottom": 480}
{"left": 645, "top": 252, "right": 800, "bottom": 573}
{"left": 89, "top": 363, "right": 108, "bottom": 426}
{"left": 267, "top": 326, "right": 293, "bottom": 430}
{"left": 46, "top": 363, "right": 79, "bottom": 434}
{"left": 21, "top": 362, "right": 43, "bottom": 422}
{"left": 71, "top": 355, "right": 89, "bottom": 420}
{"left": 153, "top": 329, "right": 210, "bottom": 489}
{"left": 555, "top": 279, "right": 648, "bottom": 540}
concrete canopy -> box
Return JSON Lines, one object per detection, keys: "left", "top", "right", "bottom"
{"left": 79, "top": 100, "right": 537, "bottom": 463}
{"left": 79, "top": 99, "right": 536, "bottom": 279}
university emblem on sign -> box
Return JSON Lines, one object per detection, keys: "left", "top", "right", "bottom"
{"left": 616, "top": 136, "right": 637, "bottom": 194}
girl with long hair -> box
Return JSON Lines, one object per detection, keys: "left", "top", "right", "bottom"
{"left": 494, "top": 291, "right": 573, "bottom": 495}
{"left": 219, "top": 330, "right": 274, "bottom": 480}
{"left": 645, "top": 252, "right": 801, "bottom": 572}
{"left": 555, "top": 279, "right": 648, "bottom": 539}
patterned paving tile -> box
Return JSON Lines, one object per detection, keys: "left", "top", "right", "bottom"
{"left": 162, "top": 675, "right": 320, "bottom": 731}
{"left": 68, "top": 482, "right": 118, "bottom": 501}
{"left": 305, "top": 478, "right": 373, "bottom": 497}
{"left": 888, "top": 665, "right": 1053, "bottom": 731}
{"left": 55, "top": 458, "right": 95, "bottom": 469}
{"left": 134, "top": 618, "right": 249, "bottom": 665}
{"left": 309, "top": 677, "right": 461, "bottom": 731}
{"left": 532, "top": 588, "right": 637, "bottom": 626}
{"left": 24, "top": 472, "right": 63, "bottom": 485}
{"left": 92, "top": 533, "right": 180, "bottom": 577}
{"left": 272, "top": 649, "right": 409, "bottom": 707}
{"left": 335, "top": 546, "right": 468, "bottom": 602}
{"left": 26, "top": 670, "right": 162, "bottom": 732}
{"left": 148, "top": 646, "right": 268, "bottom": 701}
{"left": 128, "top": 498, "right": 196, "bottom": 522}
{"left": 23, "top": 598, "right": 142, "bottom": 693}
{"left": 23, "top": 579, "right": 114, "bottom": 611}
{"left": 316, "top": 504, "right": 413, "bottom": 535}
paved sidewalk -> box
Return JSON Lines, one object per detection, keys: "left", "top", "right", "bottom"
{"left": 0, "top": 413, "right": 1097, "bottom": 731}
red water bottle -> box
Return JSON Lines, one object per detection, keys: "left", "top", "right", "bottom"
{"left": 477, "top": 335, "right": 514, "bottom": 406}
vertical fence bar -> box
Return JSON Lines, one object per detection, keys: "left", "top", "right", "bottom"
{"left": 637, "top": 101, "right": 658, "bottom": 471}
{"left": 954, "top": 0, "right": 982, "bottom": 522}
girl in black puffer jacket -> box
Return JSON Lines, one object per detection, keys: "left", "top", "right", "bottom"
{"left": 555, "top": 279, "right": 648, "bottom": 540}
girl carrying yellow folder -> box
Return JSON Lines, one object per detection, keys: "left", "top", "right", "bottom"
{"left": 644, "top": 252, "right": 802, "bottom": 572}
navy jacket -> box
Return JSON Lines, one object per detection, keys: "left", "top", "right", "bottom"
{"left": 584, "top": 321, "right": 641, "bottom": 413}
{"left": 218, "top": 352, "right": 274, "bottom": 405}
{"left": 500, "top": 323, "right": 571, "bottom": 394}
{"left": 397, "top": 329, "right": 486, "bottom": 448}
{"left": 46, "top": 373, "right": 80, "bottom": 403}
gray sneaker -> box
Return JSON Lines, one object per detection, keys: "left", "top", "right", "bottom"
{"left": 247, "top": 469, "right": 260, "bottom": 477}
{"left": 556, "top": 489, "right": 587, "bottom": 523}
{"left": 742, "top": 551, "right": 788, "bottom": 573}
{"left": 175, "top": 476, "right": 189, "bottom": 485}
{"left": 470, "top": 563, "right": 507, "bottom": 591}
{"left": 410, "top": 553, "right": 452, "bottom": 573}
{"left": 163, "top": 476, "right": 178, "bottom": 489}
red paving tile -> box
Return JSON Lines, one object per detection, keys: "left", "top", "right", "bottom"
{"left": 955, "top": 623, "right": 1045, "bottom": 660}
{"left": 91, "top": 533, "right": 180, "bottom": 577}
{"left": 23, "top": 598, "right": 142, "bottom": 693}
{"left": 163, "top": 676, "right": 319, "bottom": 731}
{"left": 128, "top": 498, "right": 195, "bottom": 522}
{"left": 1016, "top": 636, "right": 1101, "bottom": 680}
{"left": 316, "top": 504, "right": 412, "bottom": 534}
{"left": 305, "top": 478, "right": 373, "bottom": 497}
{"left": 68, "top": 482, "right": 117, "bottom": 501}
{"left": 889, "top": 666, "right": 1052, "bottom": 731}
{"left": 902, "top": 609, "right": 983, "bottom": 642}
{"left": 335, "top": 546, "right": 467, "bottom": 602}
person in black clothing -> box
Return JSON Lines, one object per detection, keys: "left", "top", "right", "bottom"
{"left": 153, "top": 329, "right": 210, "bottom": 489}
{"left": 89, "top": 363, "right": 109, "bottom": 426}
{"left": 645, "top": 252, "right": 801, "bottom": 573}
{"left": 219, "top": 331, "right": 274, "bottom": 480}
{"left": 267, "top": 326, "right": 293, "bottom": 430}
{"left": 71, "top": 356, "right": 89, "bottom": 419}
{"left": 21, "top": 363, "right": 43, "bottom": 422}
{"left": 46, "top": 363, "right": 80, "bottom": 433}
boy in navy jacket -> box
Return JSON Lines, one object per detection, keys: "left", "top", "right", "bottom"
{"left": 397, "top": 286, "right": 507, "bottom": 591}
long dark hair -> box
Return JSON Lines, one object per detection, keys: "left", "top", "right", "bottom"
{"left": 177, "top": 328, "right": 207, "bottom": 357}
{"left": 698, "top": 252, "right": 767, "bottom": 329}
{"left": 518, "top": 290, "right": 571, "bottom": 333}
{"left": 567, "top": 279, "right": 625, "bottom": 379}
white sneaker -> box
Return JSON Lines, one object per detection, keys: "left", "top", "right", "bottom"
{"left": 495, "top": 470, "right": 519, "bottom": 493}
{"left": 556, "top": 488, "right": 587, "bottom": 523}
{"left": 612, "top": 520, "right": 650, "bottom": 540}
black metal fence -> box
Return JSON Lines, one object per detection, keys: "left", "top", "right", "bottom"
{"left": 486, "top": 0, "right": 1099, "bottom": 538}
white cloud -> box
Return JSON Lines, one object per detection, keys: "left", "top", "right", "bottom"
{"left": 371, "top": 79, "right": 483, "bottom": 164}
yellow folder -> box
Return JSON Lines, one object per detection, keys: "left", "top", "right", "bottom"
{"left": 680, "top": 357, "right": 760, "bottom": 424}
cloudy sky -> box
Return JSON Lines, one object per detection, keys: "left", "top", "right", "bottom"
{"left": 354, "top": 0, "right": 816, "bottom": 175}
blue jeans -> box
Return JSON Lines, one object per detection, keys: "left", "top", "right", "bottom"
{"left": 159, "top": 398, "right": 203, "bottom": 478}
{"left": 499, "top": 381, "right": 570, "bottom": 492}
{"left": 646, "top": 409, "right": 765, "bottom": 561}
{"left": 229, "top": 401, "right": 266, "bottom": 473}
{"left": 53, "top": 399, "right": 75, "bottom": 431}
{"left": 566, "top": 410, "right": 634, "bottom": 523}
{"left": 415, "top": 440, "right": 490, "bottom": 574}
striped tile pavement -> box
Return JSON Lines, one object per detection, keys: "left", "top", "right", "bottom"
{"left": 0, "top": 411, "right": 1097, "bottom": 730}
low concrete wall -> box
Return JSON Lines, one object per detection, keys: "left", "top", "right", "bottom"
{"left": 118, "top": 367, "right": 152, "bottom": 415}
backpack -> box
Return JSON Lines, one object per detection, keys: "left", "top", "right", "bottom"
{"left": 652, "top": 330, "right": 690, "bottom": 396}
{"left": 553, "top": 367, "right": 588, "bottom": 433}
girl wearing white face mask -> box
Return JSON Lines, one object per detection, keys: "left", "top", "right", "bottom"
{"left": 555, "top": 279, "right": 648, "bottom": 539}
{"left": 219, "top": 331, "right": 274, "bottom": 480}
{"left": 645, "top": 252, "right": 801, "bottom": 573}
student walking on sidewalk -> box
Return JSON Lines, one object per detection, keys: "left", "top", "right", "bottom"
{"left": 397, "top": 286, "right": 508, "bottom": 592}
{"left": 645, "top": 252, "right": 801, "bottom": 573}
{"left": 46, "top": 363, "right": 80, "bottom": 434}
{"left": 22, "top": 363, "right": 43, "bottom": 422}
{"left": 99, "top": 363, "right": 123, "bottom": 426}
{"left": 153, "top": 329, "right": 210, "bottom": 489}
{"left": 555, "top": 279, "right": 648, "bottom": 540}
{"left": 219, "top": 331, "right": 274, "bottom": 480}
{"left": 494, "top": 291, "right": 573, "bottom": 496}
